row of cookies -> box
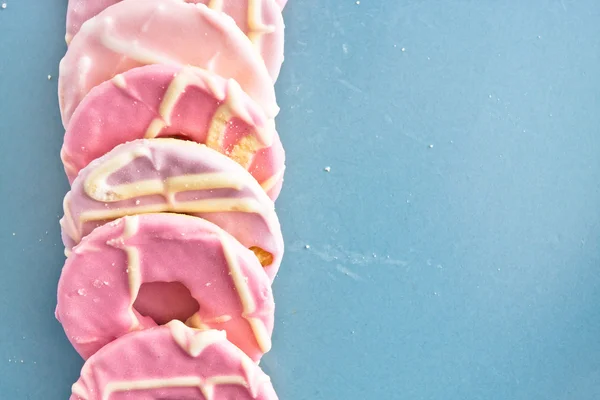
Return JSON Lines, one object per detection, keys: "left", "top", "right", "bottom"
{"left": 55, "top": 0, "right": 289, "bottom": 398}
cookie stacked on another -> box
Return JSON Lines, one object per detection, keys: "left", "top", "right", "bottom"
{"left": 55, "top": 0, "right": 290, "bottom": 398}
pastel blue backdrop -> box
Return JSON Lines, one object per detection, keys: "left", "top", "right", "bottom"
{"left": 1, "top": 1, "right": 600, "bottom": 399}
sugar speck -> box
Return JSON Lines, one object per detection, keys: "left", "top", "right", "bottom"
{"left": 428, "top": 144, "right": 434, "bottom": 149}
{"left": 93, "top": 280, "right": 103, "bottom": 288}
{"left": 324, "top": 166, "right": 331, "bottom": 172}
{"left": 47, "top": 75, "right": 52, "bottom": 80}
{"left": 77, "top": 288, "right": 87, "bottom": 296}
{"left": 1, "top": 3, "right": 7, "bottom": 9}
{"left": 135, "top": 200, "right": 141, "bottom": 205}
{"left": 305, "top": 244, "right": 310, "bottom": 249}
{"left": 401, "top": 47, "right": 406, "bottom": 52}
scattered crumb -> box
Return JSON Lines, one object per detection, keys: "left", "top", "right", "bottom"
{"left": 324, "top": 166, "right": 331, "bottom": 172}
{"left": 355, "top": 1, "right": 360, "bottom": 4}
{"left": 47, "top": 75, "right": 52, "bottom": 80}
{"left": 305, "top": 244, "right": 310, "bottom": 249}
{"left": 12, "top": 232, "right": 15, "bottom": 236}
{"left": 428, "top": 144, "right": 434, "bottom": 149}
{"left": 1, "top": 3, "right": 6, "bottom": 9}
{"left": 401, "top": 47, "right": 406, "bottom": 52}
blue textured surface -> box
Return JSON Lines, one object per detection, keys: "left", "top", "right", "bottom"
{"left": 2, "top": 1, "right": 600, "bottom": 399}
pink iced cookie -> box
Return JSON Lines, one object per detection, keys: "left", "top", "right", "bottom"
{"left": 62, "top": 64, "right": 285, "bottom": 200}
{"left": 59, "top": 0, "right": 278, "bottom": 127}
{"left": 276, "top": 0, "right": 287, "bottom": 8}
{"left": 57, "top": 213, "right": 274, "bottom": 361}
{"left": 65, "top": 0, "right": 285, "bottom": 80}
{"left": 70, "top": 321, "right": 278, "bottom": 400}
{"left": 61, "top": 138, "right": 284, "bottom": 280}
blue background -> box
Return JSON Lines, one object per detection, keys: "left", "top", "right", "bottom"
{"left": 2, "top": 0, "right": 600, "bottom": 399}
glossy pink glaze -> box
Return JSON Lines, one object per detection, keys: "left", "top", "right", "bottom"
{"left": 59, "top": 0, "right": 278, "bottom": 127}
{"left": 57, "top": 213, "right": 274, "bottom": 361}
{"left": 61, "top": 138, "right": 284, "bottom": 280}
{"left": 70, "top": 321, "right": 279, "bottom": 400}
{"left": 65, "top": 0, "right": 285, "bottom": 80}
{"left": 62, "top": 64, "right": 285, "bottom": 200}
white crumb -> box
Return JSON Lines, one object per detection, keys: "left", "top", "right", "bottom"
{"left": 324, "top": 166, "right": 331, "bottom": 172}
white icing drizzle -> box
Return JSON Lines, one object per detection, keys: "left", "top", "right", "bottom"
{"left": 77, "top": 197, "right": 264, "bottom": 228}
{"left": 246, "top": 0, "right": 276, "bottom": 50}
{"left": 111, "top": 73, "right": 127, "bottom": 89}
{"left": 61, "top": 193, "right": 81, "bottom": 243}
{"left": 99, "top": 16, "right": 177, "bottom": 66}
{"left": 101, "top": 375, "right": 249, "bottom": 400}
{"left": 260, "top": 166, "right": 286, "bottom": 193}
{"left": 218, "top": 232, "right": 272, "bottom": 353}
{"left": 105, "top": 216, "right": 141, "bottom": 330}
{"left": 208, "top": 0, "right": 224, "bottom": 13}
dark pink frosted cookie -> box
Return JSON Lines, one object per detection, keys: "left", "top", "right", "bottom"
{"left": 70, "top": 321, "right": 278, "bottom": 399}
{"left": 62, "top": 64, "right": 285, "bottom": 200}
{"left": 57, "top": 213, "right": 274, "bottom": 361}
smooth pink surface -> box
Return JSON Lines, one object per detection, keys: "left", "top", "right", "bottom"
{"left": 65, "top": 0, "right": 285, "bottom": 80}
{"left": 277, "top": 0, "right": 287, "bottom": 8}
{"left": 61, "top": 138, "right": 284, "bottom": 280}
{"left": 70, "top": 322, "right": 279, "bottom": 400}
{"left": 59, "top": 0, "right": 278, "bottom": 127}
{"left": 57, "top": 214, "right": 274, "bottom": 361}
{"left": 62, "top": 64, "right": 285, "bottom": 200}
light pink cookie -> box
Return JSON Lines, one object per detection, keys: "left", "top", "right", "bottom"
{"left": 62, "top": 64, "right": 285, "bottom": 200}
{"left": 65, "top": 0, "right": 285, "bottom": 80}
{"left": 57, "top": 213, "right": 274, "bottom": 361}
{"left": 70, "top": 321, "right": 278, "bottom": 400}
{"left": 276, "top": 0, "right": 287, "bottom": 8}
{"left": 61, "top": 138, "right": 284, "bottom": 280}
{"left": 59, "top": 0, "right": 278, "bottom": 127}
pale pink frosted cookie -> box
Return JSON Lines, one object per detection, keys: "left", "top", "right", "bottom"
{"left": 62, "top": 64, "right": 285, "bottom": 200}
{"left": 276, "top": 0, "right": 287, "bottom": 8}
{"left": 70, "top": 321, "right": 278, "bottom": 399}
{"left": 57, "top": 213, "right": 274, "bottom": 361}
{"left": 65, "top": 0, "right": 285, "bottom": 80}
{"left": 59, "top": 0, "right": 278, "bottom": 127}
{"left": 61, "top": 138, "right": 284, "bottom": 280}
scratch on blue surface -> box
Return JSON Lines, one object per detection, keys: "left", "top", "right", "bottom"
{"left": 337, "top": 79, "right": 363, "bottom": 93}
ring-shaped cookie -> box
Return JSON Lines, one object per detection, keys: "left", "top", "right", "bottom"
{"left": 70, "top": 321, "right": 278, "bottom": 399}
{"left": 61, "top": 138, "right": 284, "bottom": 280}
{"left": 62, "top": 64, "right": 285, "bottom": 200}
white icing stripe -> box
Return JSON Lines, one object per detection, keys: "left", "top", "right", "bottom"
{"left": 111, "top": 73, "right": 127, "bottom": 89}
{"left": 79, "top": 197, "right": 264, "bottom": 228}
{"left": 106, "top": 216, "right": 141, "bottom": 330}
{"left": 144, "top": 118, "right": 166, "bottom": 139}
{"left": 219, "top": 232, "right": 272, "bottom": 353}
{"left": 84, "top": 145, "right": 248, "bottom": 203}
{"left": 260, "top": 166, "right": 286, "bottom": 193}
{"left": 99, "top": 17, "right": 177, "bottom": 66}
{"left": 62, "top": 194, "right": 81, "bottom": 243}
{"left": 247, "top": 0, "right": 276, "bottom": 52}
{"left": 101, "top": 375, "right": 249, "bottom": 400}
{"left": 208, "top": 0, "right": 224, "bottom": 12}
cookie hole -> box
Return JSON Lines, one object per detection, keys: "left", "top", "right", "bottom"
{"left": 133, "top": 281, "right": 199, "bottom": 326}
{"left": 162, "top": 133, "right": 193, "bottom": 142}
{"left": 250, "top": 246, "right": 273, "bottom": 267}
